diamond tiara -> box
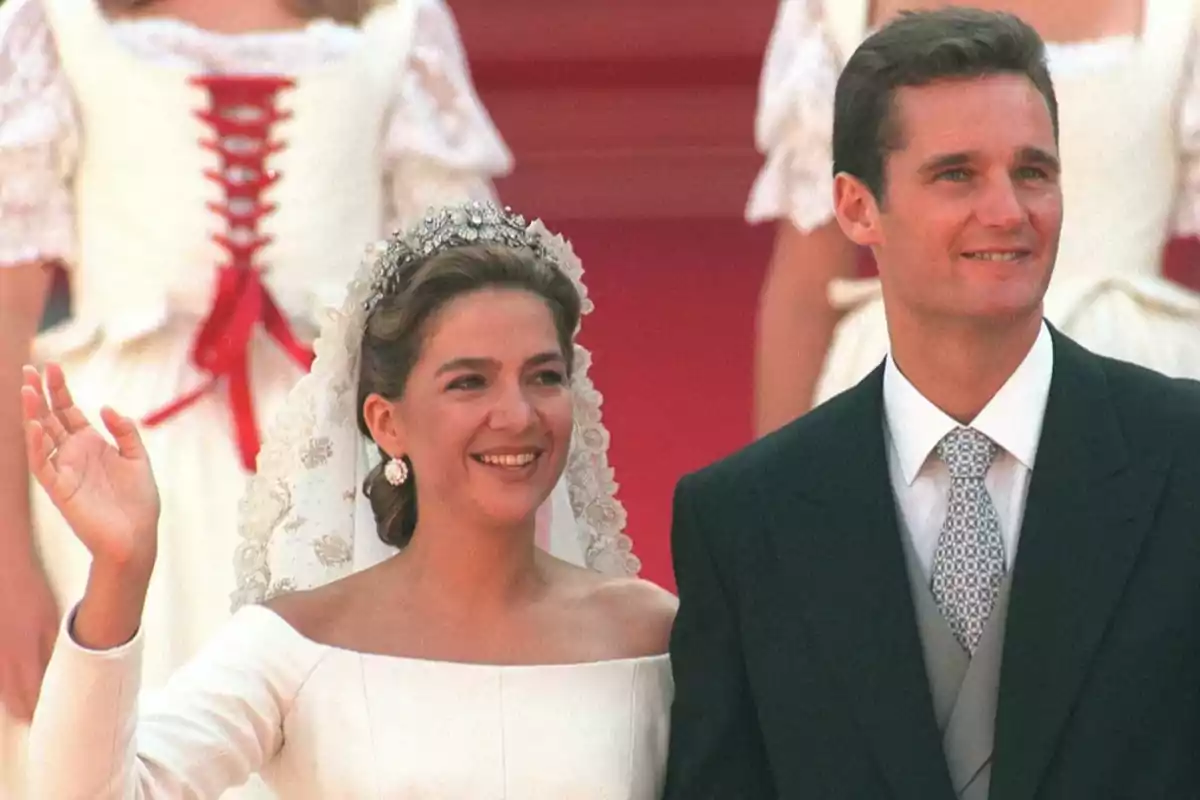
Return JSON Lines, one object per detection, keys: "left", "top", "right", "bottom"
{"left": 367, "top": 201, "right": 556, "bottom": 309}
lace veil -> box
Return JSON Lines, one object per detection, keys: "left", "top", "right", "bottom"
{"left": 231, "top": 202, "right": 637, "bottom": 610}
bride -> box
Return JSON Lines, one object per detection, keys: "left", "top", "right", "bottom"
{"left": 19, "top": 202, "right": 677, "bottom": 797}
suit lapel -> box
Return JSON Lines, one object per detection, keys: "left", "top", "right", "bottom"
{"left": 761, "top": 365, "right": 956, "bottom": 800}
{"left": 991, "top": 332, "right": 1171, "bottom": 799}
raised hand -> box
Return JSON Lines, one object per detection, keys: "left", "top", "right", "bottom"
{"left": 21, "top": 364, "right": 159, "bottom": 574}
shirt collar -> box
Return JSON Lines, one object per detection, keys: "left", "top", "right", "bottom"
{"left": 883, "top": 321, "right": 1054, "bottom": 485}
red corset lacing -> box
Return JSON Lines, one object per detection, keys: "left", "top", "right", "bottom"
{"left": 142, "top": 75, "right": 315, "bottom": 472}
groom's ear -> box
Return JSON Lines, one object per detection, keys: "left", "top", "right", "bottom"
{"left": 361, "top": 393, "right": 407, "bottom": 458}
{"left": 832, "top": 172, "right": 884, "bottom": 247}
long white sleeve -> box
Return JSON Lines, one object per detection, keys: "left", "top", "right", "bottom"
{"left": 27, "top": 606, "right": 328, "bottom": 799}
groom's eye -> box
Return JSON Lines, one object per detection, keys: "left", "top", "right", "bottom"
{"left": 935, "top": 168, "right": 971, "bottom": 182}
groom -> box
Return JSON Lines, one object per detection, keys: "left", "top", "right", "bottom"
{"left": 664, "top": 7, "right": 1200, "bottom": 799}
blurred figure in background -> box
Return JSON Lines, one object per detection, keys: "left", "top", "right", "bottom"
{"left": 0, "top": 0, "right": 513, "bottom": 794}
{"left": 748, "top": 0, "right": 1200, "bottom": 436}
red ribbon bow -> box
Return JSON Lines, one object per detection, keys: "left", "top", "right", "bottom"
{"left": 142, "top": 75, "right": 314, "bottom": 472}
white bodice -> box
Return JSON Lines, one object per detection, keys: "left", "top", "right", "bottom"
{"left": 749, "top": 0, "right": 1200, "bottom": 289}
{"left": 28, "top": 606, "right": 673, "bottom": 798}
{"left": 44, "top": 0, "right": 406, "bottom": 345}
{"left": 0, "top": 0, "right": 512, "bottom": 351}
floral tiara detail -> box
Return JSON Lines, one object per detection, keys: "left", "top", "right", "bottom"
{"left": 367, "top": 201, "right": 558, "bottom": 310}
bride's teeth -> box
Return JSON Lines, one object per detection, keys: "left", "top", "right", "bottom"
{"left": 478, "top": 453, "right": 537, "bottom": 467}
{"left": 966, "top": 252, "right": 1021, "bottom": 261}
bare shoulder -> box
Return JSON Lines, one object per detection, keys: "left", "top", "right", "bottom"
{"left": 585, "top": 576, "right": 679, "bottom": 658}
{"left": 263, "top": 577, "right": 358, "bottom": 646}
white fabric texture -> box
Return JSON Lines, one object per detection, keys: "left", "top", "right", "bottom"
{"left": 744, "top": 0, "right": 841, "bottom": 232}
{"left": 747, "top": 0, "right": 1200, "bottom": 403}
{"left": 28, "top": 605, "right": 671, "bottom": 798}
{"left": 0, "top": 0, "right": 77, "bottom": 267}
{"left": 0, "top": 0, "right": 513, "bottom": 272}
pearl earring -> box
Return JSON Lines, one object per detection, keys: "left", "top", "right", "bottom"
{"left": 384, "top": 456, "right": 409, "bottom": 486}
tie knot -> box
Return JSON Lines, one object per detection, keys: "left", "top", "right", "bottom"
{"left": 935, "top": 426, "right": 999, "bottom": 479}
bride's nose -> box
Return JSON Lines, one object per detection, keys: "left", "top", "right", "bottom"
{"left": 487, "top": 380, "right": 536, "bottom": 430}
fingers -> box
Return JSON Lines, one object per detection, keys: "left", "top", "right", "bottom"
{"left": 100, "top": 406, "right": 148, "bottom": 462}
{"left": 45, "top": 362, "right": 90, "bottom": 435}
{"left": 23, "top": 418, "right": 60, "bottom": 492}
{"left": 20, "top": 370, "right": 69, "bottom": 449}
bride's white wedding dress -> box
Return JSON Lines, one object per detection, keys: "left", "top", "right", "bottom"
{"left": 1, "top": 0, "right": 511, "bottom": 791}
{"left": 22, "top": 200, "right": 662, "bottom": 797}
{"left": 30, "top": 605, "right": 672, "bottom": 798}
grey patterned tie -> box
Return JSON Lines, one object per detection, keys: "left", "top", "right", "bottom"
{"left": 930, "top": 426, "right": 1005, "bottom": 655}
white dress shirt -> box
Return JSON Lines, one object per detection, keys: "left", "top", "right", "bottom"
{"left": 882, "top": 323, "right": 1055, "bottom": 579}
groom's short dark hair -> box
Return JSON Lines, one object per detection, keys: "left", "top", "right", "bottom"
{"left": 832, "top": 7, "right": 1058, "bottom": 201}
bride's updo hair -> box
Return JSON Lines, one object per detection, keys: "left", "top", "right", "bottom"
{"left": 356, "top": 243, "right": 582, "bottom": 548}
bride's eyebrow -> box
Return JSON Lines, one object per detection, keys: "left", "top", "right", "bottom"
{"left": 525, "top": 352, "right": 565, "bottom": 368}
{"left": 434, "top": 357, "right": 496, "bottom": 376}
{"left": 434, "top": 352, "right": 564, "bottom": 376}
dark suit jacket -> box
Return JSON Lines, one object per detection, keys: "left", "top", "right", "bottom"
{"left": 663, "top": 330, "right": 1200, "bottom": 799}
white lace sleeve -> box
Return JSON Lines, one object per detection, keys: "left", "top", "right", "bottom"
{"left": 0, "top": 0, "right": 78, "bottom": 267}
{"left": 382, "top": 0, "right": 513, "bottom": 231}
{"left": 745, "top": 0, "right": 841, "bottom": 232}
{"left": 1173, "top": 21, "right": 1200, "bottom": 237}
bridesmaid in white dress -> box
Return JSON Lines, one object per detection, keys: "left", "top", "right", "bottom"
{"left": 747, "top": 0, "right": 1200, "bottom": 435}
{"left": 0, "top": 0, "right": 551, "bottom": 793}
{"left": 20, "top": 204, "right": 676, "bottom": 799}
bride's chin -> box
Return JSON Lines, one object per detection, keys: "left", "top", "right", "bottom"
{"left": 471, "top": 489, "right": 554, "bottom": 528}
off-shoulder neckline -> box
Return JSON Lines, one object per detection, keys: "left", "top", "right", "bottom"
{"left": 241, "top": 604, "right": 672, "bottom": 670}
